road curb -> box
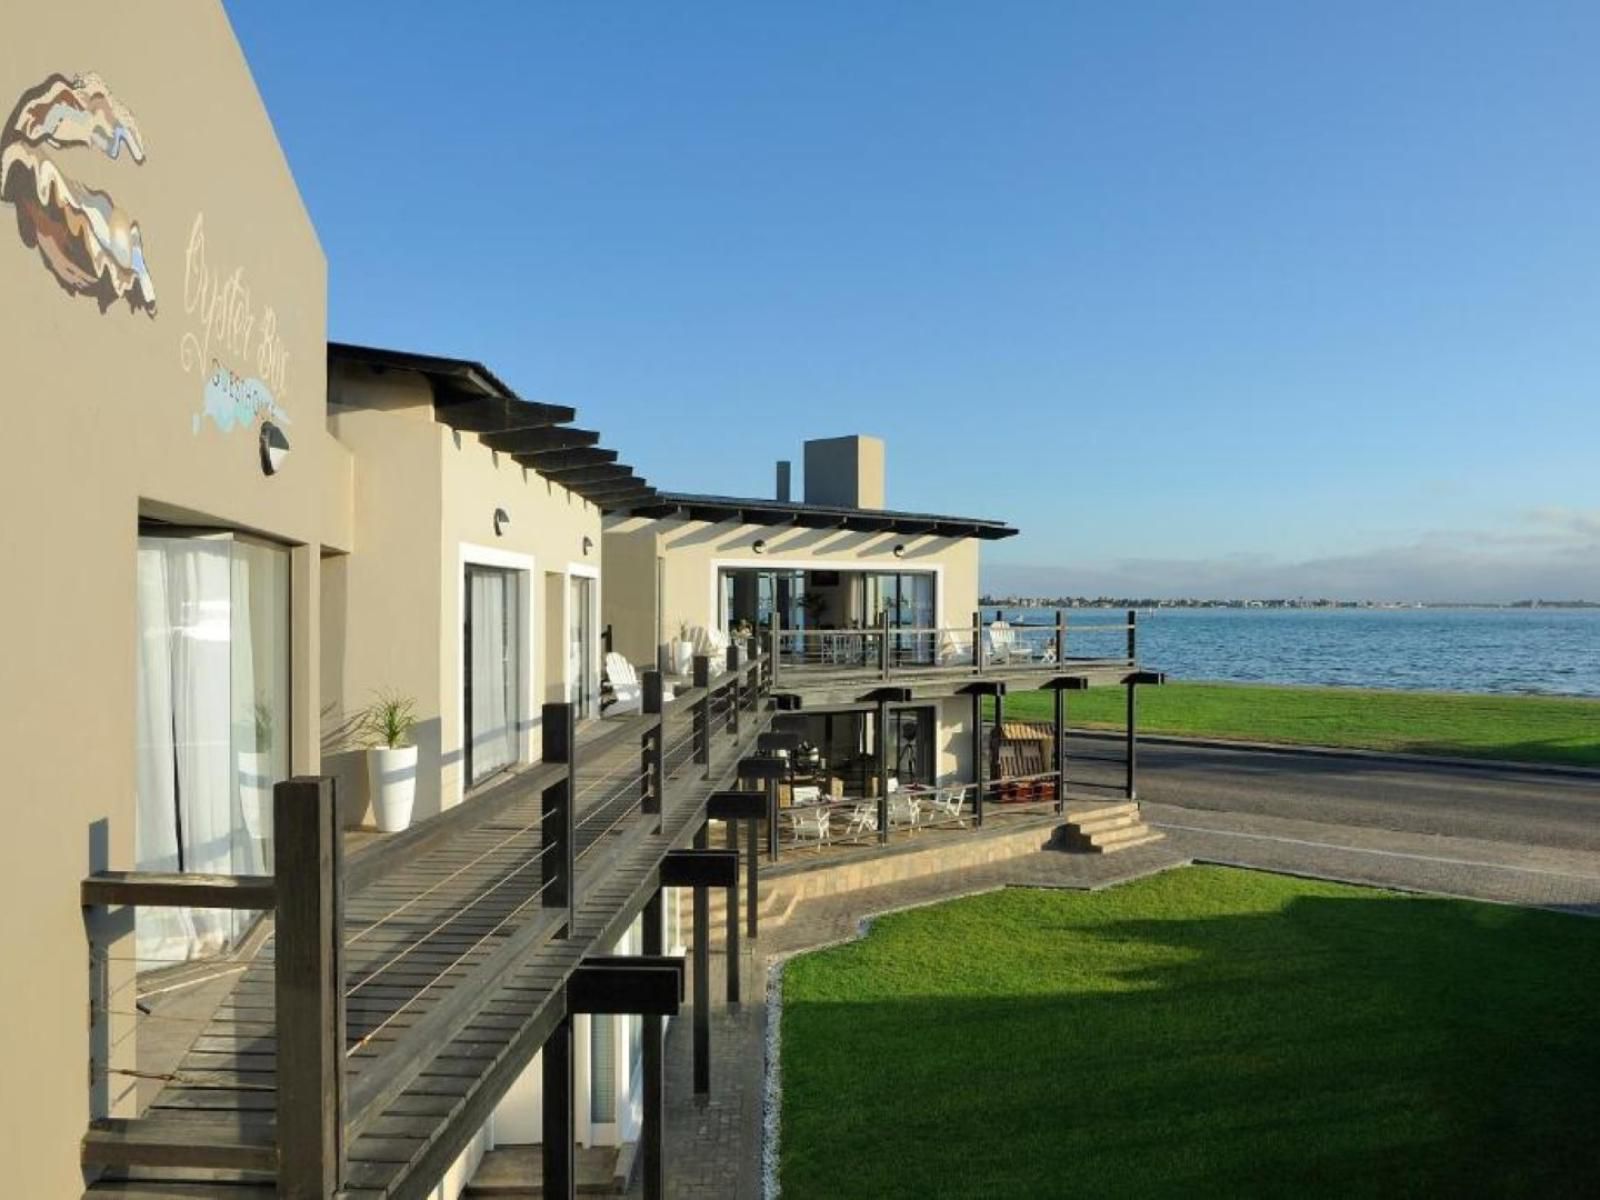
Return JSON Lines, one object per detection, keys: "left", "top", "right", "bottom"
{"left": 1068, "top": 729, "right": 1600, "bottom": 781}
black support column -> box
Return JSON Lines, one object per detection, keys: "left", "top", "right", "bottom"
{"left": 1043, "top": 676, "right": 1089, "bottom": 818}
{"left": 662, "top": 849, "right": 739, "bottom": 1098}
{"left": 958, "top": 682, "right": 1004, "bottom": 828}
{"left": 642, "top": 890, "right": 665, "bottom": 1200}
{"left": 542, "top": 1010, "right": 575, "bottom": 1200}
{"left": 694, "top": 825, "right": 709, "bottom": 1094}
{"left": 724, "top": 818, "right": 740, "bottom": 1004}
{"left": 1126, "top": 611, "right": 1138, "bottom": 800}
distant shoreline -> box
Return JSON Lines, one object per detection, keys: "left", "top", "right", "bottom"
{"left": 980, "top": 599, "right": 1600, "bottom": 611}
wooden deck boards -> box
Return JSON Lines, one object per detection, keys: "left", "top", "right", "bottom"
{"left": 89, "top": 688, "right": 771, "bottom": 1197}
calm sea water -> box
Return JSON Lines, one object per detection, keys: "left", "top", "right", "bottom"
{"left": 998, "top": 607, "right": 1600, "bottom": 697}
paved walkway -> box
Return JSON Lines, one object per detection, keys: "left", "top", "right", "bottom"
{"left": 627, "top": 797, "right": 1600, "bottom": 1199}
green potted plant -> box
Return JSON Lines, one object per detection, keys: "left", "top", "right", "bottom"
{"left": 361, "top": 689, "right": 418, "bottom": 832}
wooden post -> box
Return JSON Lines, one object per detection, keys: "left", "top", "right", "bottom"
{"left": 693, "top": 655, "right": 711, "bottom": 779}
{"left": 727, "top": 645, "right": 741, "bottom": 736}
{"left": 971, "top": 693, "right": 985, "bottom": 828}
{"left": 542, "top": 1011, "right": 575, "bottom": 1200}
{"left": 1055, "top": 609, "right": 1065, "bottom": 665}
{"left": 274, "top": 776, "right": 345, "bottom": 1198}
{"left": 879, "top": 611, "right": 891, "bottom": 681}
{"left": 993, "top": 689, "right": 1007, "bottom": 808}
{"left": 641, "top": 889, "right": 665, "bottom": 1200}
{"left": 973, "top": 611, "right": 984, "bottom": 673}
{"left": 642, "top": 671, "right": 664, "bottom": 819}
{"left": 770, "top": 612, "right": 782, "bottom": 689}
{"left": 725, "top": 819, "right": 740, "bottom": 1004}
{"left": 766, "top": 775, "right": 780, "bottom": 863}
{"left": 1054, "top": 684, "right": 1068, "bottom": 815}
{"left": 692, "top": 823, "right": 710, "bottom": 1094}
{"left": 1126, "top": 611, "right": 1138, "bottom": 800}
{"left": 542, "top": 702, "right": 576, "bottom": 933}
{"left": 747, "top": 808, "right": 759, "bottom": 939}
{"left": 876, "top": 699, "right": 891, "bottom": 844}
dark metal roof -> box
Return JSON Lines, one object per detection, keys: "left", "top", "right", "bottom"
{"left": 617, "top": 491, "right": 1019, "bottom": 540}
{"left": 327, "top": 342, "right": 650, "bottom": 510}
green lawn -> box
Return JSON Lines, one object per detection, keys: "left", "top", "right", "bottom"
{"left": 998, "top": 681, "right": 1600, "bottom": 767}
{"left": 780, "top": 868, "right": 1600, "bottom": 1198}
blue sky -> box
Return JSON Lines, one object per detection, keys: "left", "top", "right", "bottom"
{"left": 227, "top": 1, "right": 1600, "bottom": 601}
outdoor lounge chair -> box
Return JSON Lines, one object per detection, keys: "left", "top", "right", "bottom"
{"left": 603, "top": 652, "right": 672, "bottom": 714}
{"left": 603, "top": 652, "right": 642, "bottom": 713}
{"left": 938, "top": 628, "right": 973, "bottom": 665}
{"left": 925, "top": 784, "right": 968, "bottom": 826}
{"left": 690, "top": 625, "right": 731, "bottom": 677}
{"left": 784, "top": 804, "right": 831, "bottom": 849}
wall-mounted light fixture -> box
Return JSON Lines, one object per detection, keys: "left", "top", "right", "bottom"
{"left": 493, "top": 507, "right": 511, "bottom": 537}
{"left": 892, "top": 542, "right": 907, "bottom": 559}
{"left": 752, "top": 538, "right": 767, "bottom": 555}
{"left": 259, "top": 420, "right": 290, "bottom": 476}
{"left": 582, "top": 535, "right": 594, "bottom": 556}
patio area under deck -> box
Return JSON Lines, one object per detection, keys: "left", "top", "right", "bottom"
{"left": 743, "top": 615, "right": 1169, "bottom": 869}
{"left": 80, "top": 655, "right": 775, "bottom": 1198}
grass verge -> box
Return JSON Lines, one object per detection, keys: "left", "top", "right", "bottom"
{"left": 780, "top": 867, "right": 1600, "bottom": 1198}
{"left": 998, "top": 681, "right": 1600, "bottom": 767}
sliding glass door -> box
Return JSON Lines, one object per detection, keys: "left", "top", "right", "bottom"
{"left": 135, "top": 531, "right": 289, "bottom": 966}
{"left": 861, "top": 572, "right": 937, "bottom": 662}
{"left": 719, "top": 568, "right": 807, "bottom": 630}
{"left": 465, "top": 565, "right": 522, "bottom": 786}
{"left": 569, "top": 573, "right": 596, "bottom": 719}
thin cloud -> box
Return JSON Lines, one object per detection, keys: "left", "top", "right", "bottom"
{"left": 986, "top": 513, "right": 1600, "bottom": 602}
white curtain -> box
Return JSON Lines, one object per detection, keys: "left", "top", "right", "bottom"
{"left": 135, "top": 535, "right": 287, "bottom": 966}
{"left": 469, "top": 568, "right": 518, "bottom": 782}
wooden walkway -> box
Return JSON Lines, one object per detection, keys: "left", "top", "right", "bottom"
{"left": 85, "top": 667, "right": 771, "bottom": 1197}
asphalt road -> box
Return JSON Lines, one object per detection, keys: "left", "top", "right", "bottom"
{"left": 1062, "top": 733, "right": 1600, "bottom": 853}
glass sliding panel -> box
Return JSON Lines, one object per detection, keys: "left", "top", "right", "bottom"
{"left": 135, "top": 532, "right": 288, "bottom": 967}
{"left": 569, "top": 574, "right": 595, "bottom": 719}
{"left": 900, "top": 573, "right": 936, "bottom": 663}
{"left": 232, "top": 537, "right": 290, "bottom": 861}
{"left": 466, "top": 566, "right": 520, "bottom": 785}
{"left": 590, "top": 1013, "right": 617, "bottom": 1125}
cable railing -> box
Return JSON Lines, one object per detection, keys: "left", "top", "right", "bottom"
{"left": 79, "top": 640, "right": 775, "bottom": 1187}
{"left": 769, "top": 610, "right": 1141, "bottom": 683}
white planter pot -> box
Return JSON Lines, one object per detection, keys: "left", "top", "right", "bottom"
{"left": 368, "top": 745, "right": 419, "bottom": 833}
{"left": 670, "top": 639, "right": 694, "bottom": 676}
{"left": 237, "top": 751, "right": 272, "bottom": 840}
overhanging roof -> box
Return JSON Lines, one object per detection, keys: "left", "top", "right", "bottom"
{"left": 328, "top": 342, "right": 650, "bottom": 510}
{"left": 616, "top": 491, "right": 1019, "bottom": 540}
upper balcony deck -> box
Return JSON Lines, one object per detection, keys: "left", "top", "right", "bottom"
{"left": 767, "top": 616, "right": 1147, "bottom": 707}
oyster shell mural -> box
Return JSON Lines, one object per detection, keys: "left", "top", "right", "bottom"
{"left": 1, "top": 72, "right": 156, "bottom": 315}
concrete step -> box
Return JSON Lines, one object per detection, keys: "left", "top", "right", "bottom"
{"left": 1062, "top": 802, "right": 1139, "bottom": 825}
{"left": 1072, "top": 813, "right": 1144, "bottom": 837}
{"left": 1097, "top": 830, "right": 1166, "bottom": 854}
{"left": 1088, "top": 822, "right": 1159, "bottom": 848}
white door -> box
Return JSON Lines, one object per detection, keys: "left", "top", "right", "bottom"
{"left": 465, "top": 565, "right": 521, "bottom": 785}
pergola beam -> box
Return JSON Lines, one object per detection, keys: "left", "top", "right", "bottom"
{"left": 487, "top": 425, "right": 601, "bottom": 455}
